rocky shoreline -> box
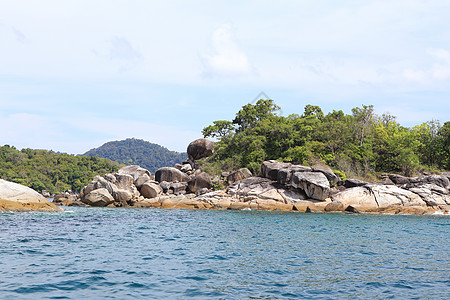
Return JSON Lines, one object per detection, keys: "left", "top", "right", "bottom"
{"left": 55, "top": 138, "right": 449, "bottom": 215}
{"left": 1, "top": 138, "right": 449, "bottom": 214}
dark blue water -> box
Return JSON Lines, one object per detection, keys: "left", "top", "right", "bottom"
{"left": 0, "top": 208, "right": 449, "bottom": 299}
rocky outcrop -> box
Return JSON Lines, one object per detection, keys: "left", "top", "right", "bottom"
{"left": 291, "top": 172, "right": 330, "bottom": 200}
{"left": 0, "top": 179, "right": 62, "bottom": 212}
{"left": 187, "top": 138, "right": 215, "bottom": 161}
{"left": 155, "top": 167, "right": 189, "bottom": 183}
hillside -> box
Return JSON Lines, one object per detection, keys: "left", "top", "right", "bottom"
{"left": 83, "top": 138, "right": 187, "bottom": 173}
{"left": 0, "top": 145, "right": 122, "bottom": 194}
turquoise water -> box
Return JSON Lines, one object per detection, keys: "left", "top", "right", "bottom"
{"left": 0, "top": 208, "right": 449, "bottom": 299}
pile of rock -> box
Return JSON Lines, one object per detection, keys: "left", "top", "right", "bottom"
{"left": 77, "top": 138, "right": 222, "bottom": 207}
{"left": 73, "top": 138, "right": 450, "bottom": 215}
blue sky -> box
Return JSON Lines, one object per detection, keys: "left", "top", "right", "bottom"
{"left": 1, "top": 0, "right": 450, "bottom": 154}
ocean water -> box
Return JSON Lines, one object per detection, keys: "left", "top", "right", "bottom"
{"left": 0, "top": 208, "right": 449, "bottom": 299}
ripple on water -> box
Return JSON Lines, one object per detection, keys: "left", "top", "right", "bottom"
{"left": 0, "top": 207, "right": 449, "bottom": 299}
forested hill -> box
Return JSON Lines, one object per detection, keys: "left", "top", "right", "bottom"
{"left": 83, "top": 138, "right": 187, "bottom": 173}
{"left": 0, "top": 145, "right": 122, "bottom": 194}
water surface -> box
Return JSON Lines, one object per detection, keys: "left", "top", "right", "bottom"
{"left": 0, "top": 208, "right": 449, "bottom": 299}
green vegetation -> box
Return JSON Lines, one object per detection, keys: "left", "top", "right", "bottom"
{"left": 0, "top": 146, "right": 122, "bottom": 194}
{"left": 202, "top": 100, "right": 450, "bottom": 179}
{"left": 83, "top": 138, "right": 187, "bottom": 173}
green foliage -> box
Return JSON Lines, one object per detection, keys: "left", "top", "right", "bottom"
{"left": 202, "top": 101, "right": 449, "bottom": 178}
{"left": 83, "top": 138, "right": 187, "bottom": 173}
{"left": 0, "top": 146, "right": 122, "bottom": 194}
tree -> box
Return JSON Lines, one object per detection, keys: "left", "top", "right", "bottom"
{"left": 352, "top": 104, "right": 375, "bottom": 146}
{"left": 202, "top": 120, "right": 235, "bottom": 138}
{"left": 232, "top": 99, "right": 280, "bottom": 132}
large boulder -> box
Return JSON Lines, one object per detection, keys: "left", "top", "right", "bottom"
{"left": 277, "top": 165, "right": 312, "bottom": 185}
{"left": 227, "top": 168, "right": 252, "bottom": 185}
{"left": 312, "top": 165, "right": 340, "bottom": 185}
{"left": 140, "top": 182, "right": 163, "bottom": 199}
{"left": 53, "top": 193, "right": 76, "bottom": 206}
{"left": 330, "top": 185, "right": 427, "bottom": 212}
{"left": 155, "top": 167, "right": 190, "bottom": 183}
{"left": 291, "top": 172, "right": 330, "bottom": 200}
{"left": 82, "top": 188, "right": 114, "bottom": 207}
{"left": 261, "top": 160, "right": 292, "bottom": 180}
{"left": 0, "top": 179, "right": 63, "bottom": 212}
{"left": 187, "top": 138, "right": 215, "bottom": 161}
{"left": 117, "top": 165, "right": 152, "bottom": 180}
{"left": 188, "top": 172, "right": 211, "bottom": 193}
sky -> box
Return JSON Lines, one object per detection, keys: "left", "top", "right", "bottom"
{"left": 1, "top": 0, "right": 450, "bottom": 154}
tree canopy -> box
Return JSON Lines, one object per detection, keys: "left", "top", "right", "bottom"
{"left": 202, "top": 100, "right": 450, "bottom": 179}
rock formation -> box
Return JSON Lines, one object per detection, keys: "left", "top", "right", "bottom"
{"left": 74, "top": 138, "right": 449, "bottom": 215}
{"left": 0, "top": 179, "right": 63, "bottom": 212}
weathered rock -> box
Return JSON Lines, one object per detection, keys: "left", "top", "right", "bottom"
{"left": 174, "top": 163, "right": 183, "bottom": 170}
{"left": 134, "top": 173, "right": 151, "bottom": 189}
{"left": 170, "top": 182, "right": 188, "bottom": 195}
{"left": 159, "top": 181, "right": 171, "bottom": 193}
{"left": 324, "top": 201, "right": 345, "bottom": 212}
{"left": 331, "top": 185, "right": 427, "bottom": 212}
{"left": 114, "top": 174, "right": 134, "bottom": 189}
{"left": 277, "top": 165, "right": 312, "bottom": 185}
{"left": 82, "top": 188, "right": 114, "bottom": 207}
{"left": 408, "top": 185, "right": 450, "bottom": 206}
{"left": 389, "top": 174, "right": 410, "bottom": 185}
{"left": 181, "top": 163, "right": 193, "bottom": 173}
{"left": 409, "top": 175, "right": 450, "bottom": 189}
{"left": 92, "top": 176, "right": 119, "bottom": 197}
{"left": 0, "top": 179, "right": 62, "bottom": 212}
{"left": 369, "top": 185, "right": 426, "bottom": 208}
{"left": 261, "top": 160, "right": 292, "bottom": 180}
{"left": 312, "top": 165, "right": 339, "bottom": 185}
{"left": 196, "top": 188, "right": 209, "bottom": 196}
{"left": 188, "top": 172, "right": 211, "bottom": 193}
{"left": 155, "top": 167, "right": 190, "bottom": 183}
{"left": 343, "top": 179, "right": 370, "bottom": 188}
{"left": 160, "top": 195, "right": 212, "bottom": 209}
{"left": 113, "top": 189, "right": 133, "bottom": 203}
{"left": 291, "top": 172, "right": 330, "bottom": 200}
{"left": 187, "top": 138, "right": 215, "bottom": 161}
{"left": 53, "top": 193, "right": 75, "bottom": 206}
{"left": 227, "top": 168, "right": 252, "bottom": 185}
{"left": 331, "top": 187, "right": 378, "bottom": 211}
{"left": 140, "top": 182, "right": 163, "bottom": 199}
{"left": 117, "top": 165, "right": 152, "bottom": 181}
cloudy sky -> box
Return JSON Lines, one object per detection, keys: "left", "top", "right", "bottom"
{"left": 1, "top": 0, "right": 449, "bottom": 154}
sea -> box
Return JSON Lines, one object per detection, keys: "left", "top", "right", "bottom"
{"left": 0, "top": 207, "right": 449, "bottom": 299}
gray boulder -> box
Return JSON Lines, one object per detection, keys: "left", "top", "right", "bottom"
{"left": 140, "top": 182, "right": 163, "bottom": 199}
{"left": 188, "top": 172, "right": 211, "bottom": 193}
{"left": 187, "top": 138, "right": 215, "bottom": 161}
{"left": 261, "top": 161, "right": 292, "bottom": 180}
{"left": 117, "top": 165, "right": 152, "bottom": 180}
{"left": 155, "top": 167, "right": 190, "bottom": 183}
{"left": 277, "top": 165, "right": 312, "bottom": 185}
{"left": 82, "top": 188, "right": 114, "bottom": 207}
{"left": 291, "top": 172, "right": 330, "bottom": 200}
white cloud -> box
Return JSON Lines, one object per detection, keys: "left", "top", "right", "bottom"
{"left": 201, "top": 24, "right": 252, "bottom": 77}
